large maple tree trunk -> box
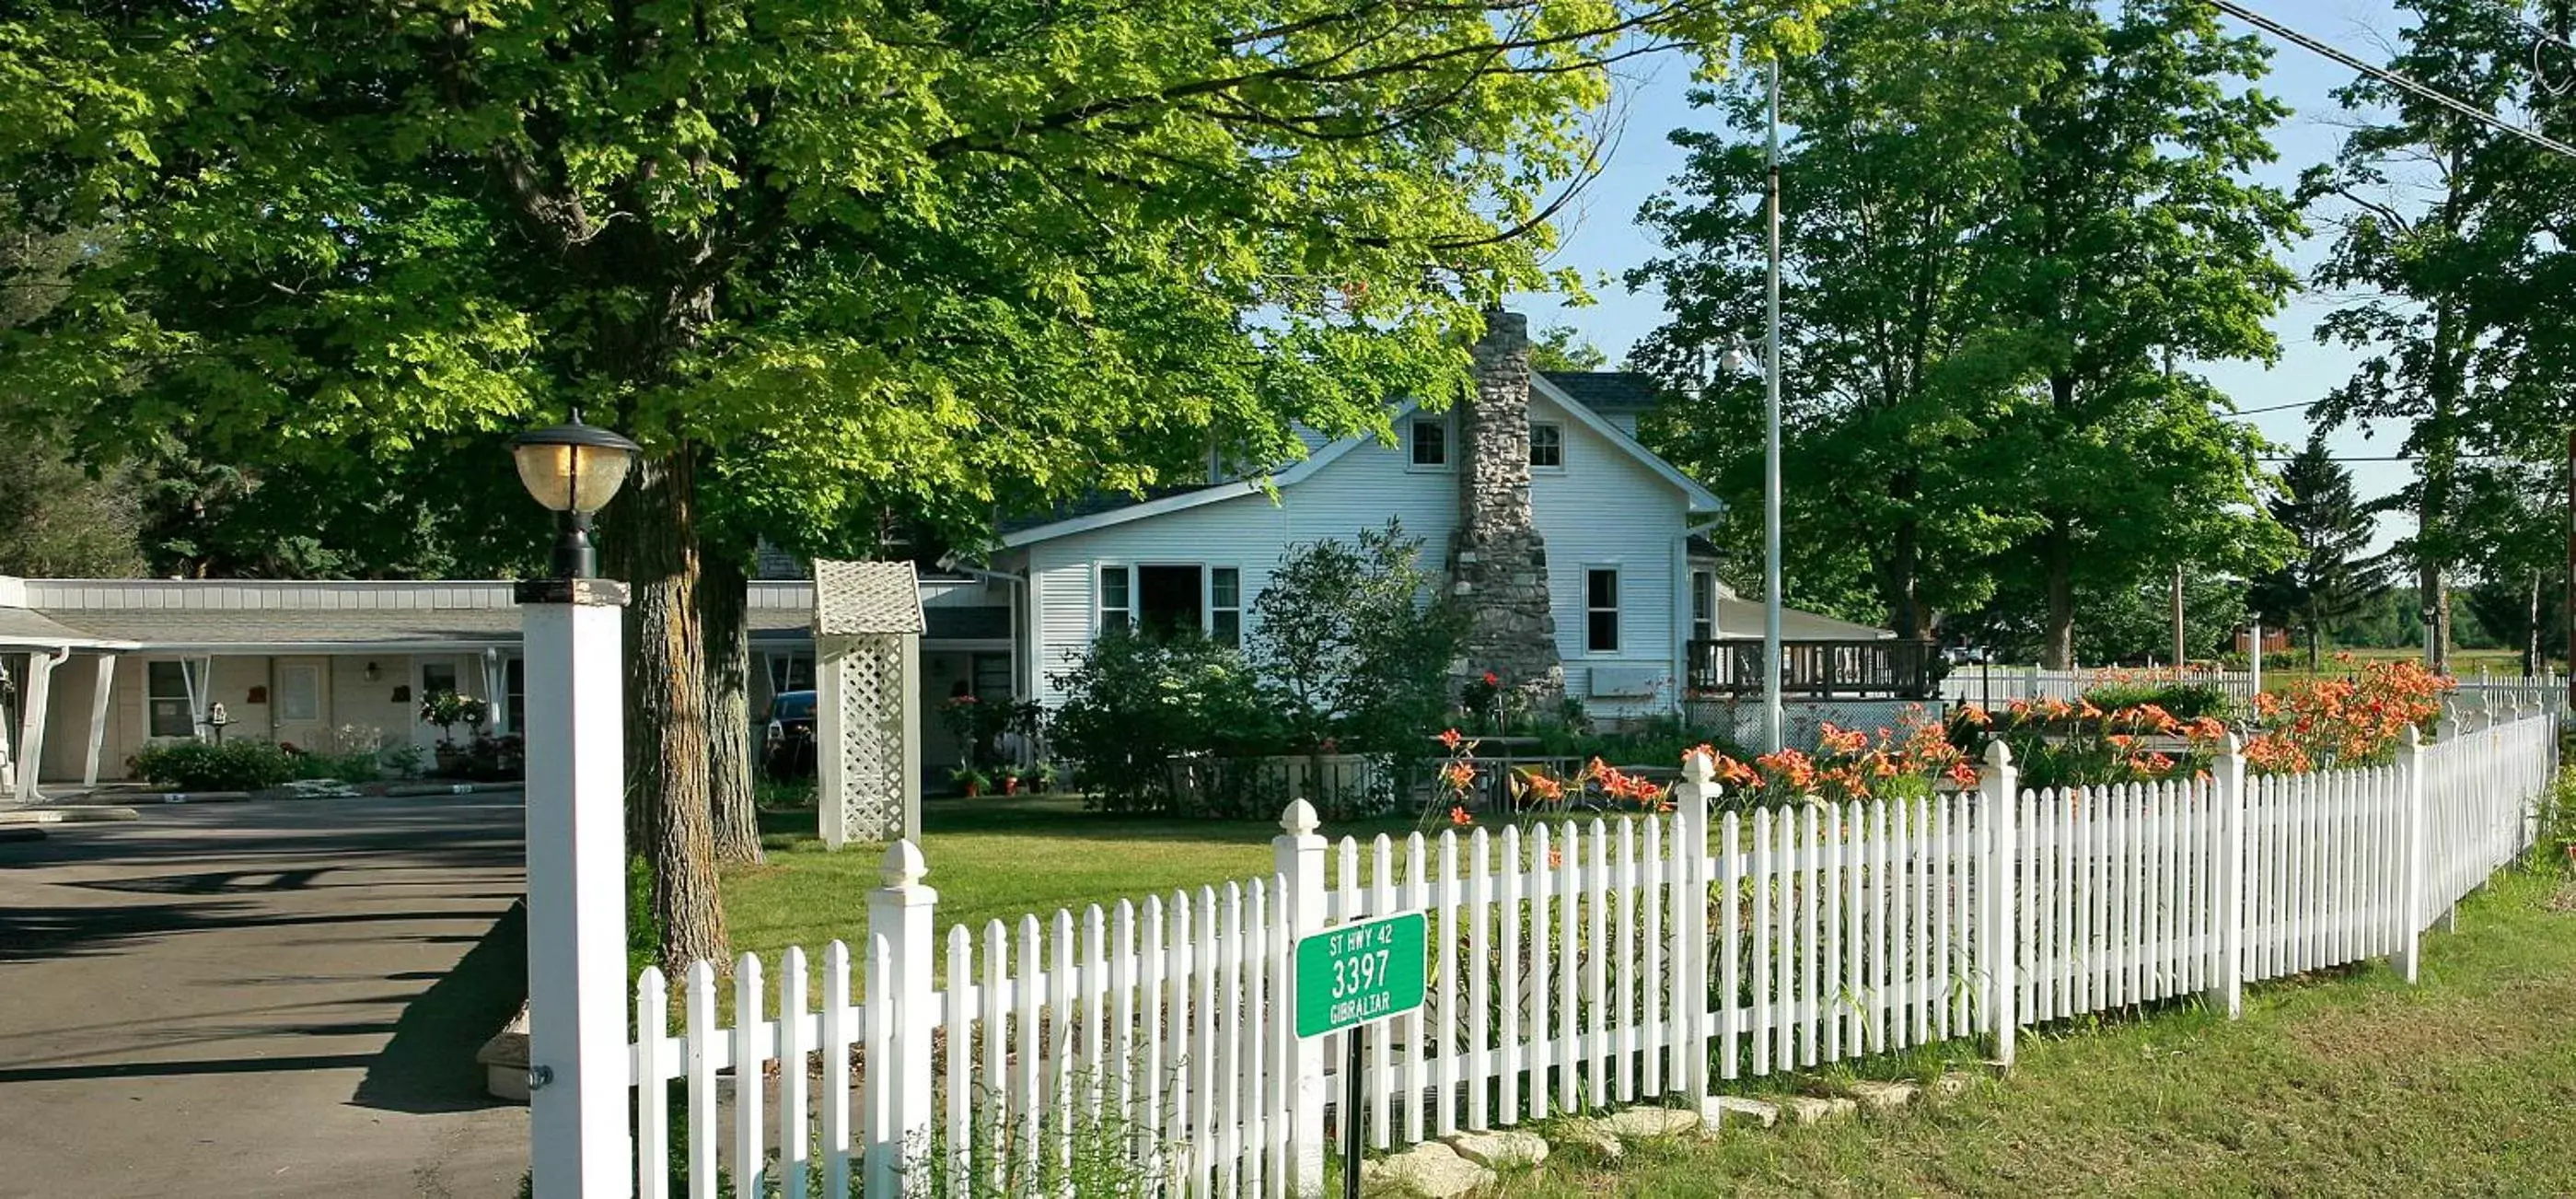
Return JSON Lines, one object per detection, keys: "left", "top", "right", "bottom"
{"left": 703, "top": 551, "right": 763, "bottom": 865}
{"left": 2041, "top": 520, "right": 2076, "bottom": 670}
{"left": 609, "top": 448, "right": 727, "bottom": 972}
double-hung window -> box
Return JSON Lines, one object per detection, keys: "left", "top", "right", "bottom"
{"left": 1691, "top": 571, "right": 1716, "bottom": 643}
{"left": 1529, "top": 422, "right": 1564, "bottom": 470}
{"left": 1410, "top": 417, "right": 1449, "bottom": 469}
{"left": 1210, "top": 567, "right": 1243, "bottom": 647}
{"left": 1585, "top": 568, "right": 1620, "bottom": 653}
{"left": 146, "top": 660, "right": 195, "bottom": 739}
{"left": 1099, "top": 565, "right": 1133, "bottom": 634}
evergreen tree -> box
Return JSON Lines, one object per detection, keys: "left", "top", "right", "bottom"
{"left": 2250, "top": 437, "right": 2389, "bottom": 669}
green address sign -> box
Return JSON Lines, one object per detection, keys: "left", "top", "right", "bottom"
{"left": 1294, "top": 911, "right": 1427, "bottom": 1039}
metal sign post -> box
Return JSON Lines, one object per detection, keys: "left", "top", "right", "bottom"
{"left": 1294, "top": 911, "right": 1428, "bottom": 1199}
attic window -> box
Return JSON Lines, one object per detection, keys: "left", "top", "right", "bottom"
{"left": 1410, "top": 418, "right": 1448, "bottom": 468}
{"left": 1529, "top": 422, "right": 1563, "bottom": 469}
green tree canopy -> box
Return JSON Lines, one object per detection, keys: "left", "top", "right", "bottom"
{"left": 1631, "top": 0, "right": 2051, "bottom": 636}
{"left": 0, "top": 0, "right": 1784, "bottom": 967}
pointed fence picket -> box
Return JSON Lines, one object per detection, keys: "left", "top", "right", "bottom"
{"left": 621, "top": 711, "right": 2558, "bottom": 1195}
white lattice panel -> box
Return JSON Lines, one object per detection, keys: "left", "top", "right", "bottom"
{"left": 833, "top": 637, "right": 908, "bottom": 842}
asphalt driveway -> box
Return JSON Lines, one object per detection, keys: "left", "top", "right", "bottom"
{"left": 0, "top": 793, "right": 531, "bottom": 1198}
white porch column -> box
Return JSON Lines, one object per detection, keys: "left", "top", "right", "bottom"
{"left": 818, "top": 638, "right": 849, "bottom": 849}
{"left": 83, "top": 654, "right": 115, "bottom": 786}
{"left": 518, "top": 577, "right": 631, "bottom": 1199}
{"left": 15, "top": 648, "right": 65, "bottom": 804}
{"left": 899, "top": 632, "right": 922, "bottom": 844}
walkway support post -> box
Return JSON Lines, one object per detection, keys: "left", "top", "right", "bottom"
{"left": 82, "top": 654, "right": 114, "bottom": 786}
{"left": 14, "top": 646, "right": 64, "bottom": 804}
{"left": 519, "top": 577, "right": 631, "bottom": 1199}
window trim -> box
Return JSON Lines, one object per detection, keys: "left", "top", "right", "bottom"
{"left": 1207, "top": 565, "right": 1244, "bottom": 648}
{"left": 1690, "top": 570, "right": 1716, "bottom": 644}
{"left": 145, "top": 658, "right": 198, "bottom": 739}
{"left": 1584, "top": 565, "right": 1622, "bottom": 655}
{"left": 1529, "top": 421, "right": 1565, "bottom": 472}
{"left": 1408, "top": 415, "right": 1452, "bottom": 471}
{"left": 1097, "top": 563, "right": 1135, "bottom": 635}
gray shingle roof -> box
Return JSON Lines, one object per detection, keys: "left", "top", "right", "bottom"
{"left": 0, "top": 606, "right": 134, "bottom": 647}
{"left": 1540, "top": 370, "right": 1665, "bottom": 413}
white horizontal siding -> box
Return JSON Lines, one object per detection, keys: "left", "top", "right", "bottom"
{"left": 1026, "top": 432, "right": 1458, "bottom": 704}
{"left": 1531, "top": 390, "right": 1688, "bottom": 716}
{"left": 1026, "top": 389, "right": 1697, "bottom": 716}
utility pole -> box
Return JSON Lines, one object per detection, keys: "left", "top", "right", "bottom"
{"left": 2564, "top": 427, "right": 2573, "bottom": 705}
{"left": 1760, "top": 54, "right": 1784, "bottom": 754}
{"left": 2171, "top": 564, "right": 2187, "bottom": 675}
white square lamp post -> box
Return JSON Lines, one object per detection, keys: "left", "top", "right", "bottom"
{"left": 509, "top": 412, "right": 642, "bottom": 1198}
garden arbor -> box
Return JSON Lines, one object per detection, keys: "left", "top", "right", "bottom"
{"left": 813, "top": 560, "right": 925, "bottom": 848}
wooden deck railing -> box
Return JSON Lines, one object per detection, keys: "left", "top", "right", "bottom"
{"left": 1685, "top": 636, "right": 1939, "bottom": 699}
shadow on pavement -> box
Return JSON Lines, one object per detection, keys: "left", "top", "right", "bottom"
{"left": 353, "top": 899, "right": 528, "bottom": 1115}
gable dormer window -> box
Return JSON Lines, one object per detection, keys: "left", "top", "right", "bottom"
{"left": 1410, "top": 417, "right": 1449, "bottom": 469}
{"left": 1529, "top": 422, "right": 1563, "bottom": 470}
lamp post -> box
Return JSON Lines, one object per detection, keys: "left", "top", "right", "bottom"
{"left": 512, "top": 412, "right": 638, "bottom": 1198}
{"left": 512, "top": 412, "right": 642, "bottom": 580}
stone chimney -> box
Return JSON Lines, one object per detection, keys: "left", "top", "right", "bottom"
{"left": 1450, "top": 308, "right": 1562, "bottom": 692}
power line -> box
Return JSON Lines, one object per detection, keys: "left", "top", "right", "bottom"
{"left": 2223, "top": 398, "right": 2320, "bottom": 416}
{"left": 2209, "top": 0, "right": 2576, "bottom": 160}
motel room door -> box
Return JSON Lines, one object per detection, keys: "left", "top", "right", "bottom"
{"left": 273, "top": 657, "right": 332, "bottom": 751}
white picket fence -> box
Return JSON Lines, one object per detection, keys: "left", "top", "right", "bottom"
{"left": 626, "top": 709, "right": 2559, "bottom": 1197}
{"left": 1938, "top": 666, "right": 2258, "bottom": 706}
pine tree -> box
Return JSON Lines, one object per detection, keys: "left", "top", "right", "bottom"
{"left": 2250, "top": 438, "right": 2388, "bottom": 669}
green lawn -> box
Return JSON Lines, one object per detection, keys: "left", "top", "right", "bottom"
{"left": 723, "top": 794, "right": 1424, "bottom": 974}
{"left": 1500, "top": 865, "right": 2576, "bottom": 1197}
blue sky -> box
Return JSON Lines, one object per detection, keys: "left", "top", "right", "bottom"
{"left": 1508, "top": 0, "right": 2419, "bottom": 548}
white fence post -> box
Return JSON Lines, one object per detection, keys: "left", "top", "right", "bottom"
{"left": 2209, "top": 733, "right": 2246, "bottom": 1019}
{"left": 866, "top": 841, "right": 939, "bottom": 1193}
{"left": 1676, "top": 751, "right": 1716, "bottom": 1104}
{"left": 1273, "top": 799, "right": 1328, "bottom": 1196}
{"left": 1978, "top": 740, "right": 2018, "bottom": 1067}
{"left": 519, "top": 579, "right": 630, "bottom": 1199}
{"left": 2394, "top": 727, "right": 2426, "bottom": 984}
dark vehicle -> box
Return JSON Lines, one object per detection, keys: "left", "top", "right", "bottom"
{"left": 763, "top": 689, "right": 818, "bottom": 778}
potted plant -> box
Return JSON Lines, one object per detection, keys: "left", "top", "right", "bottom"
{"left": 1031, "top": 761, "right": 1060, "bottom": 794}
{"left": 948, "top": 764, "right": 991, "bottom": 797}
{"left": 998, "top": 764, "right": 1025, "bottom": 796}
{"left": 417, "top": 691, "right": 490, "bottom": 776}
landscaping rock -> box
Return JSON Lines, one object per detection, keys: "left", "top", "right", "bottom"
{"left": 1549, "top": 1120, "right": 1624, "bottom": 1164}
{"left": 1604, "top": 1106, "right": 1702, "bottom": 1140}
{"left": 1359, "top": 1141, "right": 1491, "bottom": 1197}
{"left": 1846, "top": 1080, "right": 1920, "bottom": 1113}
{"left": 1443, "top": 1129, "right": 1549, "bottom": 1170}
{"left": 1781, "top": 1096, "right": 1858, "bottom": 1126}
{"left": 475, "top": 1005, "right": 532, "bottom": 1105}
{"left": 1703, "top": 1095, "right": 1780, "bottom": 1129}
{"left": 1931, "top": 1073, "right": 1974, "bottom": 1100}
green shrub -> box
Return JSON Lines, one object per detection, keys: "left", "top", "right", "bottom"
{"left": 2078, "top": 681, "right": 2237, "bottom": 720}
{"left": 293, "top": 751, "right": 382, "bottom": 784}
{"left": 1050, "top": 631, "right": 1289, "bottom": 815}
{"left": 129, "top": 740, "right": 300, "bottom": 791}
